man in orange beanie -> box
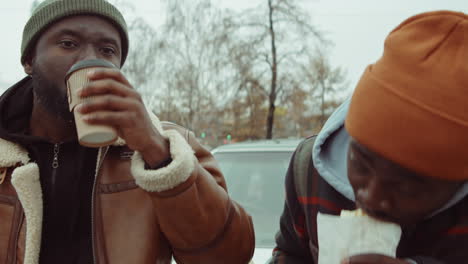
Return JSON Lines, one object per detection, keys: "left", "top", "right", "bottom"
{"left": 269, "top": 10, "right": 468, "bottom": 264}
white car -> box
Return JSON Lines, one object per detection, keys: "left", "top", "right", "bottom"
{"left": 211, "top": 139, "right": 301, "bottom": 264}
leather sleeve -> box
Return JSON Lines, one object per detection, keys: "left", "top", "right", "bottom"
{"left": 146, "top": 125, "right": 255, "bottom": 264}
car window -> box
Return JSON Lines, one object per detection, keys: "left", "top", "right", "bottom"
{"left": 213, "top": 151, "right": 293, "bottom": 248}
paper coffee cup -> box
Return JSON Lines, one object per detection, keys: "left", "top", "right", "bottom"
{"left": 65, "top": 59, "right": 118, "bottom": 147}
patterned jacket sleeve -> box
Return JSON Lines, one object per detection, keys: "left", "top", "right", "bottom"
{"left": 407, "top": 257, "right": 443, "bottom": 264}
{"left": 268, "top": 150, "right": 315, "bottom": 264}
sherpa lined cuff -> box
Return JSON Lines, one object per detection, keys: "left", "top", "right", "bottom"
{"left": 131, "top": 129, "right": 195, "bottom": 192}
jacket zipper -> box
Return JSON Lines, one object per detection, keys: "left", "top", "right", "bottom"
{"left": 51, "top": 143, "right": 60, "bottom": 195}
{"left": 50, "top": 143, "right": 107, "bottom": 263}
{"left": 91, "top": 146, "right": 109, "bottom": 264}
{"left": 52, "top": 143, "right": 60, "bottom": 169}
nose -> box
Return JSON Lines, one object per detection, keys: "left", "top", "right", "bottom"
{"left": 78, "top": 44, "right": 99, "bottom": 61}
{"left": 356, "top": 178, "right": 391, "bottom": 213}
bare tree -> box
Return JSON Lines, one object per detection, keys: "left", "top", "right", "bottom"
{"left": 302, "top": 48, "right": 348, "bottom": 126}
{"left": 157, "top": 0, "right": 238, "bottom": 130}
{"left": 104, "top": 0, "right": 348, "bottom": 145}
{"left": 121, "top": 18, "right": 166, "bottom": 112}
{"left": 230, "top": 0, "right": 325, "bottom": 139}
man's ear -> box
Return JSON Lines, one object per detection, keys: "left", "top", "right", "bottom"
{"left": 23, "top": 60, "right": 33, "bottom": 75}
{"left": 23, "top": 64, "right": 33, "bottom": 75}
{"left": 22, "top": 52, "right": 35, "bottom": 75}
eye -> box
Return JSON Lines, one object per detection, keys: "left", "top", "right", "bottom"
{"left": 100, "top": 47, "right": 116, "bottom": 56}
{"left": 58, "top": 40, "right": 78, "bottom": 49}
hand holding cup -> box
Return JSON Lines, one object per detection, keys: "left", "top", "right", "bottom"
{"left": 65, "top": 59, "right": 118, "bottom": 147}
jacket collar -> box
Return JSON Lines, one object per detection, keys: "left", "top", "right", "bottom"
{"left": 0, "top": 137, "right": 42, "bottom": 264}
{"left": 0, "top": 137, "right": 30, "bottom": 167}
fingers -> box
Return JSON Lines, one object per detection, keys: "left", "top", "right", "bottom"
{"left": 81, "top": 110, "right": 142, "bottom": 128}
{"left": 76, "top": 95, "right": 139, "bottom": 113}
{"left": 350, "top": 254, "right": 385, "bottom": 263}
{"left": 76, "top": 94, "right": 148, "bottom": 129}
{"left": 344, "top": 254, "right": 407, "bottom": 264}
{"left": 79, "top": 79, "right": 141, "bottom": 100}
{"left": 74, "top": 69, "right": 163, "bottom": 153}
{"left": 87, "top": 68, "right": 132, "bottom": 87}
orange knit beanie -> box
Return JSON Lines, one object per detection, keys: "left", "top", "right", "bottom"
{"left": 345, "top": 10, "right": 468, "bottom": 181}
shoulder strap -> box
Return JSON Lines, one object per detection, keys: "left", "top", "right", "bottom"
{"left": 293, "top": 136, "right": 317, "bottom": 197}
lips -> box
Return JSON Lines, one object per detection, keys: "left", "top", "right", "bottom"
{"left": 356, "top": 202, "right": 400, "bottom": 224}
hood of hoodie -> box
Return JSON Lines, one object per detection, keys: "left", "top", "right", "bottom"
{"left": 312, "top": 97, "right": 468, "bottom": 218}
{"left": 0, "top": 76, "right": 52, "bottom": 146}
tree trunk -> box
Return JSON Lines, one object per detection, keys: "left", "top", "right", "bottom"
{"left": 266, "top": 0, "right": 277, "bottom": 139}
{"left": 320, "top": 79, "right": 326, "bottom": 126}
{"left": 188, "top": 85, "right": 195, "bottom": 130}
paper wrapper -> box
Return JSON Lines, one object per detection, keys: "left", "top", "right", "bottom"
{"left": 317, "top": 210, "right": 402, "bottom": 264}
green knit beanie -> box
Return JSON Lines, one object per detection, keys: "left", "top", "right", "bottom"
{"left": 21, "top": 0, "right": 129, "bottom": 66}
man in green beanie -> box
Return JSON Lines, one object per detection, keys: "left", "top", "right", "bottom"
{"left": 0, "top": 1, "right": 254, "bottom": 263}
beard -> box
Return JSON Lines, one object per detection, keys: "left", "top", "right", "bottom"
{"left": 31, "top": 66, "right": 74, "bottom": 122}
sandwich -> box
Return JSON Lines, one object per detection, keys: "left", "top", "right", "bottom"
{"left": 317, "top": 208, "right": 402, "bottom": 264}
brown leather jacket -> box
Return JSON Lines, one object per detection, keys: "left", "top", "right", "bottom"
{"left": 0, "top": 121, "right": 255, "bottom": 264}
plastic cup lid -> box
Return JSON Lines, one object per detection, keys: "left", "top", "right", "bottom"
{"left": 65, "top": 59, "right": 117, "bottom": 82}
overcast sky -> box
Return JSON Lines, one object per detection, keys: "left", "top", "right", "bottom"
{"left": 1, "top": 0, "right": 467, "bottom": 94}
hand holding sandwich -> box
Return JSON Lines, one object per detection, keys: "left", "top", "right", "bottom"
{"left": 342, "top": 254, "right": 411, "bottom": 264}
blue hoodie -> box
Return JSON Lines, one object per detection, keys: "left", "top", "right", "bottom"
{"left": 312, "top": 98, "right": 468, "bottom": 218}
